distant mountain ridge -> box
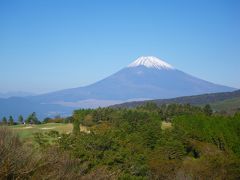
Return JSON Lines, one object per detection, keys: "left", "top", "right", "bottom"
{"left": 0, "top": 91, "right": 35, "bottom": 98}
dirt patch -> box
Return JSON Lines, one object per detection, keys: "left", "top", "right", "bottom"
{"left": 80, "top": 125, "right": 90, "bottom": 134}
{"left": 41, "top": 127, "right": 56, "bottom": 130}
{"left": 23, "top": 126, "right": 33, "bottom": 129}
{"left": 161, "top": 121, "right": 172, "bottom": 130}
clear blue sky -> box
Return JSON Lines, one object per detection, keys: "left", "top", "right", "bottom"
{"left": 1, "top": 0, "right": 240, "bottom": 93}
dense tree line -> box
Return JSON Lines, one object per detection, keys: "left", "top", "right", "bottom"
{"left": 0, "top": 112, "right": 41, "bottom": 125}
{"left": 0, "top": 113, "right": 72, "bottom": 125}
{"left": 1, "top": 103, "right": 240, "bottom": 179}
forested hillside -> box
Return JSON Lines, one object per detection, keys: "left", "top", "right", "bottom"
{"left": 1, "top": 103, "right": 240, "bottom": 179}
{"left": 113, "top": 90, "right": 240, "bottom": 113}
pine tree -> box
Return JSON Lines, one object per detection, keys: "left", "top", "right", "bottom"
{"left": 2, "top": 117, "right": 7, "bottom": 125}
{"left": 26, "top": 114, "right": 32, "bottom": 124}
{"left": 18, "top": 115, "right": 24, "bottom": 124}
{"left": 26, "top": 112, "right": 39, "bottom": 124}
{"left": 31, "top": 112, "right": 39, "bottom": 124}
{"left": 9, "top": 116, "right": 14, "bottom": 125}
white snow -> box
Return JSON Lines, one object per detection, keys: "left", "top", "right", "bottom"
{"left": 128, "top": 56, "right": 174, "bottom": 70}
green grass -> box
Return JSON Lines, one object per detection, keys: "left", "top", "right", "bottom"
{"left": 10, "top": 123, "right": 73, "bottom": 141}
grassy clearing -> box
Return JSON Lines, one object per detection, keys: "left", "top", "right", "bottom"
{"left": 10, "top": 123, "right": 73, "bottom": 141}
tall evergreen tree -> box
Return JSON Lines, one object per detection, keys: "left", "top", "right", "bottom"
{"left": 26, "top": 114, "right": 32, "bottom": 124}
{"left": 18, "top": 115, "right": 24, "bottom": 124}
{"left": 2, "top": 117, "right": 7, "bottom": 125}
{"left": 9, "top": 116, "right": 14, "bottom": 125}
{"left": 31, "top": 112, "right": 39, "bottom": 124}
{"left": 26, "top": 112, "right": 39, "bottom": 124}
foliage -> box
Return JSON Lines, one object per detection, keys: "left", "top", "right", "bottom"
{"left": 25, "top": 112, "right": 40, "bottom": 124}
{"left": 1, "top": 103, "right": 240, "bottom": 179}
{"left": 1, "top": 116, "right": 7, "bottom": 125}
{"left": 0, "top": 127, "right": 38, "bottom": 179}
{"left": 173, "top": 114, "right": 240, "bottom": 156}
{"left": 8, "top": 116, "right": 14, "bottom": 125}
{"left": 115, "top": 90, "right": 240, "bottom": 114}
{"left": 18, "top": 115, "right": 24, "bottom": 124}
{"left": 42, "top": 116, "right": 69, "bottom": 123}
{"left": 203, "top": 104, "right": 213, "bottom": 116}
{"left": 72, "top": 109, "right": 92, "bottom": 135}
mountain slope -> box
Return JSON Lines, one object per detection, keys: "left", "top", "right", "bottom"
{"left": 111, "top": 90, "right": 240, "bottom": 110}
{"left": 211, "top": 97, "right": 240, "bottom": 112}
{"left": 29, "top": 56, "right": 235, "bottom": 107}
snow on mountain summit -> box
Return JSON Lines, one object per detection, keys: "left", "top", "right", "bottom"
{"left": 128, "top": 56, "right": 174, "bottom": 70}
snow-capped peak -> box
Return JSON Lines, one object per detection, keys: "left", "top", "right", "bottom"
{"left": 128, "top": 56, "right": 174, "bottom": 70}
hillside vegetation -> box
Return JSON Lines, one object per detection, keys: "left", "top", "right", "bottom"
{"left": 113, "top": 90, "right": 240, "bottom": 113}
{"left": 1, "top": 103, "right": 240, "bottom": 179}
{"left": 211, "top": 97, "right": 240, "bottom": 112}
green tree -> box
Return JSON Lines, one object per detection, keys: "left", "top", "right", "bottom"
{"left": 9, "top": 116, "right": 14, "bottom": 125}
{"left": 72, "top": 109, "right": 91, "bottom": 135}
{"left": 72, "top": 119, "right": 80, "bottom": 135}
{"left": 43, "top": 117, "right": 51, "bottom": 124}
{"left": 26, "top": 113, "right": 32, "bottom": 124}
{"left": 142, "top": 102, "right": 159, "bottom": 111}
{"left": 203, "top": 104, "right": 213, "bottom": 116}
{"left": 2, "top": 117, "right": 7, "bottom": 125}
{"left": 18, "top": 115, "right": 24, "bottom": 124}
{"left": 31, "top": 112, "right": 39, "bottom": 124}
{"left": 26, "top": 112, "right": 40, "bottom": 124}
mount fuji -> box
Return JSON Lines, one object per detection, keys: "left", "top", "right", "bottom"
{"left": 29, "top": 56, "right": 235, "bottom": 108}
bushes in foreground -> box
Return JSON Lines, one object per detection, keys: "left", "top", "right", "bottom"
{"left": 0, "top": 127, "right": 37, "bottom": 179}
{"left": 0, "top": 127, "right": 96, "bottom": 179}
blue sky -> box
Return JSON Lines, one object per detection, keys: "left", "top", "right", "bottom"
{"left": 0, "top": 0, "right": 240, "bottom": 93}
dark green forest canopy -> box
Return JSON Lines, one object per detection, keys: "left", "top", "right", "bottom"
{"left": 1, "top": 103, "right": 240, "bottom": 179}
